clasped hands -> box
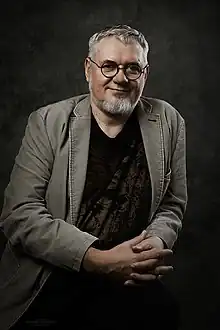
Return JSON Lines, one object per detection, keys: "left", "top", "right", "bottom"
{"left": 83, "top": 230, "right": 173, "bottom": 286}
{"left": 124, "top": 230, "right": 173, "bottom": 286}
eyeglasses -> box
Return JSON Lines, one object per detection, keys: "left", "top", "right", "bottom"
{"left": 88, "top": 57, "right": 149, "bottom": 81}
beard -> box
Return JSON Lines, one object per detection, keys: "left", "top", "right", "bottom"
{"left": 89, "top": 81, "right": 135, "bottom": 117}
{"left": 93, "top": 97, "right": 134, "bottom": 116}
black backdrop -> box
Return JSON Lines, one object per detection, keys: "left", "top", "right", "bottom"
{"left": 0, "top": 1, "right": 219, "bottom": 329}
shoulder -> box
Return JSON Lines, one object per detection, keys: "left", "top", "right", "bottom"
{"left": 35, "top": 93, "right": 89, "bottom": 124}
{"left": 26, "top": 94, "right": 89, "bottom": 151}
{"left": 140, "top": 96, "right": 185, "bottom": 130}
{"left": 27, "top": 93, "right": 88, "bottom": 135}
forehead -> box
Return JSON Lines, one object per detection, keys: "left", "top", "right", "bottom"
{"left": 94, "top": 36, "right": 145, "bottom": 65}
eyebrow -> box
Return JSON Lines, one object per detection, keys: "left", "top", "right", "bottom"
{"left": 101, "top": 59, "right": 117, "bottom": 63}
{"left": 101, "top": 59, "right": 141, "bottom": 66}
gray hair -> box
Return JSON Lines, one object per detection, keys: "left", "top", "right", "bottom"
{"left": 88, "top": 24, "right": 149, "bottom": 63}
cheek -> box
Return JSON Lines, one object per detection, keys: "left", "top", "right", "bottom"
{"left": 131, "top": 82, "right": 142, "bottom": 95}
{"left": 90, "top": 72, "right": 108, "bottom": 98}
{"left": 135, "top": 79, "right": 145, "bottom": 95}
{"left": 128, "top": 81, "right": 145, "bottom": 102}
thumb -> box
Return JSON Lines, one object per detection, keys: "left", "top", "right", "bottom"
{"left": 128, "top": 230, "right": 147, "bottom": 246}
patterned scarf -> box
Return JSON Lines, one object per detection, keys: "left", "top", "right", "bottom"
{"left": 77, "top": 138, "right": 152, "bottom": 250}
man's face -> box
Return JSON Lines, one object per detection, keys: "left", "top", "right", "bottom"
{"left": 85, "top": 37, "right": 148, "bottom": 116}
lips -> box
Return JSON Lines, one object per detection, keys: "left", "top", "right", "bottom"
{"left": 109, "top": 88, "right": 130, "bottom": 92}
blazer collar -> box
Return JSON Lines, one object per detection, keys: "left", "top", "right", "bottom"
{"left": 137, "top": 98, "right": 164, "bottom": 218}
{"left": 73, "top": 95, "right": 91, "bottom": 118}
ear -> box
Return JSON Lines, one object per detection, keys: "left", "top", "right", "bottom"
{"left": 84, "top": 57, "right": 90, "bottom": 82}
{"left": 144, "top": 64, "right": 150, "bottom": 80}
{"left": 146, "top": 64, "right": 150, "bottom": 76}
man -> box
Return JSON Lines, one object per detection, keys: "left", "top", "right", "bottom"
{"left": 0, "top": 24, "right": 187, "bottom": 329}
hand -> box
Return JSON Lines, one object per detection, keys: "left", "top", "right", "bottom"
{"left": 83, "top": 231, "right": 170, "bottom": 283}
{"left": 124, "top": 236, "right": 173, "bottom": 286}
{"left": 82, "top": 230, "right": 147, "bottom": 275}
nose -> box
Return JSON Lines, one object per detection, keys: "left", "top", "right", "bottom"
{"left": 113, "top": 66, "right": 128, "bottom": 83}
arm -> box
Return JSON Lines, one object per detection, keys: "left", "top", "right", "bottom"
{"left": 126, "top": 117, "right": 187, "bottom": 285}
{"left": 0, "top": 110, "right": 98, "bottom": 272}
{"left": 145, "top": 118, "right": 187, "bottom": 249}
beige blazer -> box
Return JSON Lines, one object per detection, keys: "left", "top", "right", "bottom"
{"left": 0, "top": 94, "right": 187, "bottom": 329}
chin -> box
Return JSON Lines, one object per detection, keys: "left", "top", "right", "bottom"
{"left": 103, "top": 98, "right": 134, "bottom": 116}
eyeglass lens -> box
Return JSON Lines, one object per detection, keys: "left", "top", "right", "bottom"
{"left": 101, "top": 62, "right": 142, "bottom": 80}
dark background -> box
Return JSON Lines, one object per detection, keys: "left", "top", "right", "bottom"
{"left": 0, "top": 0, "right": 219, "bottom": 329}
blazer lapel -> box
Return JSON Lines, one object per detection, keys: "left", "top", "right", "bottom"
{"left": 68, "top": 96, "right": 91, "bottom": 225}
{"left": 137, "top": 99, "right": 165, "bottom": 221}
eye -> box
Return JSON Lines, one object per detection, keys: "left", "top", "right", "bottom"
{"left": 102, "top": 61, "right": 117, "bottom": 72}
{"left": 126, "top": 64, "right": 142, "bottom": 74}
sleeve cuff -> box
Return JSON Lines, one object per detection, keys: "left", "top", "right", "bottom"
{"left": 72, "top": 232, "right": 99, "bottom": 272}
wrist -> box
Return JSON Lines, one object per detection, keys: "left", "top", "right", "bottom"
{"left": 82, "top": 247, "right": 107, "bottom": 274}
{"left": 145, "top": 235, "right": 165, "bottom": 249}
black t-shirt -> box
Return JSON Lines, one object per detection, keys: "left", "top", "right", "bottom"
{"left": 80, "top": 110, "right": 142, "bottom": 204}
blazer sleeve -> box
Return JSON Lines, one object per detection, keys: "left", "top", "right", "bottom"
{"left": 0, "top": 110, "right": 98, "bottom": 272}
{"left": 145, "top": 117, "right": 187, "bottom": 249}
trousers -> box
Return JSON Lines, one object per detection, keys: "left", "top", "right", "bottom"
{"left": 11, "top": 269, "right": 179, "bottom": 330}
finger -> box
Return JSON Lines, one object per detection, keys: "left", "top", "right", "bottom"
{"left": 154, "top": 265, "right": 174, "bottom": 275}
{"left": 130, "top": 273, "right": 157, "bottom": 281}
{"left": 138, "top": 248, "right": 173, "bottom": 262}
{"left": 128, "top": 230, "right": 147, "bottom": 246}
{"left": 132, "top": 242, "right": 153, "bottom": 252}
{"left": 158, "top": 275, "right": 164, "bottom": 280}
{"left": 131, "top": 258, "right": 159, "bottom": 271}
{"left": 132, "top": 237, "right": 164, "bottom": 251}
{"left": 124, "top": 280, "right": 145, "bottom": 287}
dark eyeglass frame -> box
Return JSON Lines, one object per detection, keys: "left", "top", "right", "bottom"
{"left": 87, "top": 57, "right": 149, "bottom": 81}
